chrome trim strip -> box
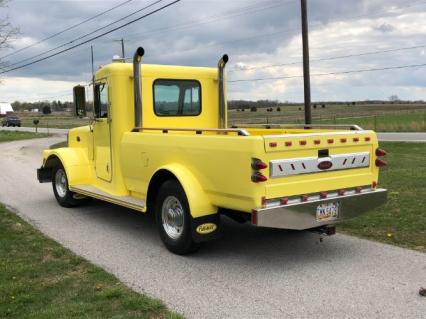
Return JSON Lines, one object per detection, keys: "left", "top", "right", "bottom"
{"left": 270, "top": 152, "right": 370, "bottom": 177}
{"left": 133, "top": 127, "right": 250, "bottom": 136}
{"left": 232, "top": 124, "right": 364, "bottom": 131}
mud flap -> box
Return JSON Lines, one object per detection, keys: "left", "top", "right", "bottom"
{"left": 191, "top": 213, "right": 222, "bottom": 243}
{"left": 37, "top": 166, "right": 52, "bottom": 183}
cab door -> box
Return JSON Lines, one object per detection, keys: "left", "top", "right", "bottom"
{"left": 93, "top": 81, "right": 112, "bottom": 182}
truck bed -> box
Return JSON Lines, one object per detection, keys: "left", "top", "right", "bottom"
{"left": 121, "top": 124, "right": 381, "bottom": 215}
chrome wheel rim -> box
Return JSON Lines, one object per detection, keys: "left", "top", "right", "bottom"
{"left": 55, "top": 169, "right": 67, "bottom": 198}
{"left": 161, "top": 196, "right": 184, "bottom": 240}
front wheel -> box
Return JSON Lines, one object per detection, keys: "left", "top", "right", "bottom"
{"left": 52, "top": 164, "right": 80, "bottom": 207}
{"left": 155, "top": 180, "right": 199, "bottom": 255}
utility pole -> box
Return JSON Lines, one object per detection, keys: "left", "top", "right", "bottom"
{"left": 301, "top": 0, "right": 312, "bottom": 125}
{"left": 114, "top": 38, "right": 126, "bottom": 59}
{"left": 91, "top": 45, "right": 95, "bottom": 82}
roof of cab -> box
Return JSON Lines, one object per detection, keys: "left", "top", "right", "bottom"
{"left": 96, "top": 62, "right": 218, "bottom": 80}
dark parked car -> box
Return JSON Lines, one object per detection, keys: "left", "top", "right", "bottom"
{"left": 1, "top": 115, "right": 21, "bottom": 127}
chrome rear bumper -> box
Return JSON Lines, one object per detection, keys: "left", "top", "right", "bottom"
{"left": 252, "top": 188, "right": 387, "bottom": 230}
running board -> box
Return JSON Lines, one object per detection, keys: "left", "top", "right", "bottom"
{"left": 70, "top": 184, "right": 146, "bottom": 211}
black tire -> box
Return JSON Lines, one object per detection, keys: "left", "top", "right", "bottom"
{"left": 155, "top": 180, "right": 199, "bottom": 255}
{"left": 52, "top": 164, "right": 80, "bottom": 207}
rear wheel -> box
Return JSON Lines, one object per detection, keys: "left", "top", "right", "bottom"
{"left": 155, "top": 180, "right": 199, "bottom": 255}
{"left": 52, "top": 164, "right": 81, "bottom": 207}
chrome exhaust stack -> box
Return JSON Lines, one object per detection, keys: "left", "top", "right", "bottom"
{"left": 218, "top": 54, "right": 229, "bottom": 128}
{"left": 132, "top": 47, "right": 145, "bottom": 131}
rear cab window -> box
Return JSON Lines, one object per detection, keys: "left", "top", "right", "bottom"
{"left": 153, "top": 79, "right": 201, "bottom": 116}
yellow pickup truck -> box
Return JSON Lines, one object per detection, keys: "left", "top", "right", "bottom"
{"left": 37, "top": 47, "right": 387, "bottom": 254}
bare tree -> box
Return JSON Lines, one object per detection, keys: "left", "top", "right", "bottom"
{"left": 0, "top": 0, "right": 19, "bottom": 70}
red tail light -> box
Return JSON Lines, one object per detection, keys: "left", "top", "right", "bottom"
{"left": 280, "top": 197, "right": 289, "bottom": 205}
{"left": 327, "top": 139, "right": 334, "bottom": 144}
{"left": 251, "top": 210, "right": 258, "bottom": 225}
{"left": 269, "top": 142, "right": 277, "bottom": 148}
{"left": 356, "top": 186, "right": 363, "bottom": 193}
{"left": 302, "top": 194, "right": 309, "bottom": 202}
{"left": 252, "top": 159, "right": 268, "bottom": 170}
{"left": 320, "top": 192, "right": 328, "bottom": 199}
{"left": 376, "top": 148, "right": 387, "bottom": 157}
{"left": 285, "top": 141, "right": 292, "bottom": 147}
{"left": 252, "top": 172, "right": 268, "bottom": 183}
{"left": 314, "top": 140, "right": 321, "bottom": 145}
{"left": 375, "top": 159, "right": 387, "bottom": 167}
{"left": 340, "top": 138, "right": 347, "bottom": 143}
{"left": 338, "top": 189, "right": 346, "bottom": 196}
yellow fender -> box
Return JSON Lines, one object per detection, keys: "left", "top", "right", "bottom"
{"left": 43, "top": 148, "right": 94, "bottom": 186}
{"left": 154, "top": 163, "right": 217, "bottom": 218}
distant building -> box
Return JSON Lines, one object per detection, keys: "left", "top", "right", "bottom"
{"left": 0, "top": 102, "right": 14, "bottom": 117}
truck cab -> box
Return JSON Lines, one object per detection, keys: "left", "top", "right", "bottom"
{"left": 38, "top": 47, "right": 387, "bottom": 254}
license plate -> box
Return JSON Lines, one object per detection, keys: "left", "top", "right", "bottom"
{"left": 316, "top": 202, "right": 339, "bottom": 222}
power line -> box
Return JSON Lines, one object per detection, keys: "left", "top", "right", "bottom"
{"left": 228, "top": 62, "right": 426, "bottom": 83}
{"left": 229, "top": 43, "right": 426, "bottom": 73}
{"left": 0, "top": 0, "right": 181, "bottom": 75}
{"left": 3, "top": 0, "right": 166, "bottom": 70}
{"left": 0, "top": 0, "right": 135, "bottom": 60}
{"left": 121, "top": 0, "right": 297, "bottom": 41}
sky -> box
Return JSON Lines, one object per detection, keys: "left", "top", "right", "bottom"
{"left": 0, "top": 0, "right": 425, "bottom": 103}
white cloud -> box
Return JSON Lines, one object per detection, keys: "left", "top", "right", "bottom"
{"left": 0, "top": 0, "right": 425, "bottom": 102}
{"left": 0, "top": 77, "right": 77, "bottom": 102}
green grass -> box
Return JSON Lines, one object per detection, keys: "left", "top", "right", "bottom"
{"left": 0, "top": 131, "right": 48, "bottom": 143}
{"left": 14, "top": 103, "right": 426, "bottom": 131}
{"left": 0, "top": 206, "right": 182, "bottom": 319}
{"left": 316, "top": 112, "right": 426, "bottom": 132}
{"left": 228, "top": 103, "right": 426, "bottom": 132}
{"left": 339, "top": 142, "right": 426, "bottom": 252}
{"left": 19, "top": 114, "right": 88, "bottom": 129}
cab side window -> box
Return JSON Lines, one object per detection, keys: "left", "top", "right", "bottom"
{"left": 94, "top": 83, "right": 109, "bottom": 118}
{"left": 153, "top": 80, "right": 201, "bottom": 116}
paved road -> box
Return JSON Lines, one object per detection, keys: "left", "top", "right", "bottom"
{"left": 0, "top": 137, "right": 425, "bottom": 319}
{"left": 377, "top": 132, "right": 426, "bottom": 142}
{"left": 1, "top": 126, "right": 426, "bottom": 142}
{"left": 0, "top": 126, "right": 68, "bottom": 135}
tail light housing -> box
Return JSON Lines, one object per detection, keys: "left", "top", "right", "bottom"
{"left": 375, "top": 159, "right": 387, "bottom": 167}
{"left": 252, "top": 172, "right": 268, "bottom": 183}
{"left": 376, "top": 148, "right": 387, "bottom": 157}
{"left": 251, "top": 159, "right": 268, "bottom": 170}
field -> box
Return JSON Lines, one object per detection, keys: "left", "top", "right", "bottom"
{"left": 17, "top": 112, "right": 88, "bottom": 129}
{"left": 339, "top": 142, "right": 426, "bottom": 252}
{"left": 14, "top": 102, "right": 426, "bottom": 131}
{"left": 0, "top": 131, "right": 47, "bottom": 142}
{"left": 229, "top": 102, "right": 426, "bottom": 132}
